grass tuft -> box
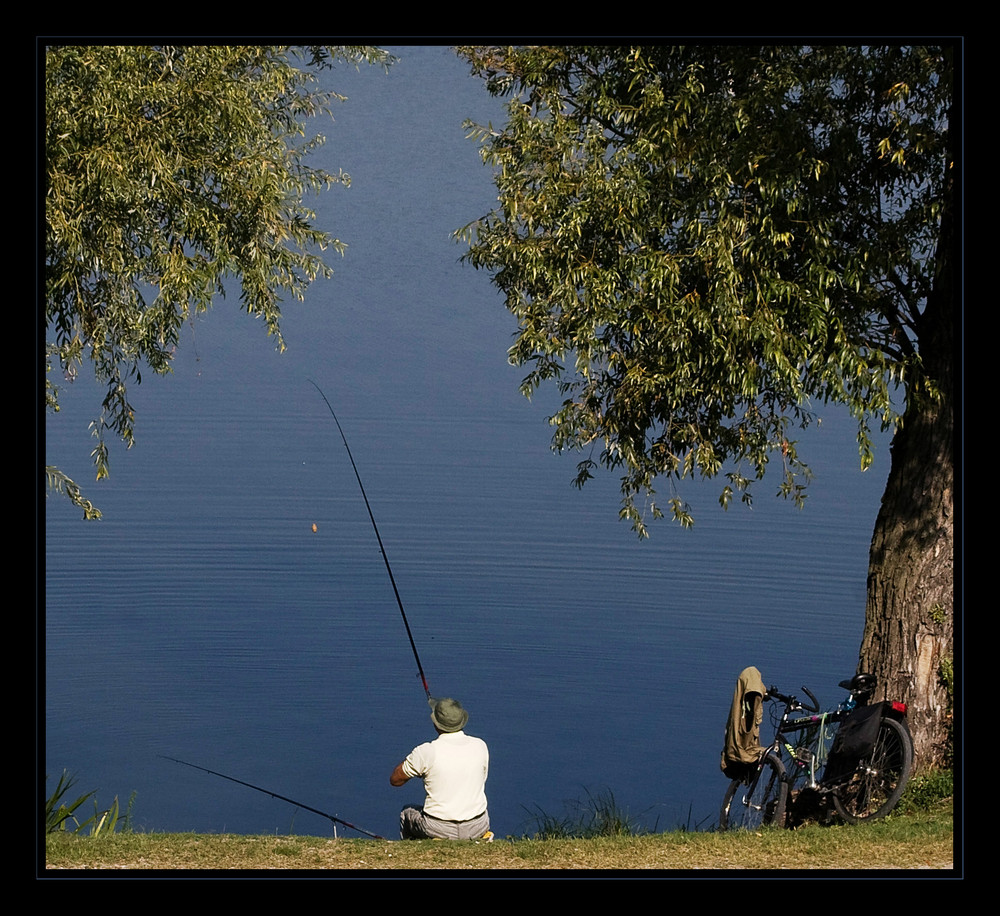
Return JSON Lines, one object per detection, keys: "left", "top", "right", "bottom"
{"left": 896, "top": 768, "right": 953, "bottom": 815}
{"left": 46, "top": 770, "right": 136, "bottom": 837}
{"left": 521, "top": 787, "right": 655, "bottom": 839}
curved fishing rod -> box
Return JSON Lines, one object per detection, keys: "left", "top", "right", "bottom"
{"left": 161, "top": 756, "right": 385, "bottom": 839}
{"left": 308, "top": 380, "right": 432, "bottom": 700}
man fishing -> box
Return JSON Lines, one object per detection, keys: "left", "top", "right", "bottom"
{"left": 390, "top": 697, "right": 492, "bottom": 841}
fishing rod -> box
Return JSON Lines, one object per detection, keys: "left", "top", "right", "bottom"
{"left": 161, "top": 756, "right": 385, "bottom": 839}
{"left": 308, "top": 380, "right": 432, "bottom": 701}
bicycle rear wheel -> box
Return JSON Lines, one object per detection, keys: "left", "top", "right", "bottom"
{"left": 720, "top": 752, "right": 787, "bottom": 830}
{"left": 832, "top": 716, "right": 913, "bottom": 823}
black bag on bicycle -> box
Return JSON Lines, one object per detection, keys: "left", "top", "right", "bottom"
{"left": 822, "top": 703, "right": 882, "bottom": 785}
{"left": 721, "top": 666, "right": 766, "bottom": 780}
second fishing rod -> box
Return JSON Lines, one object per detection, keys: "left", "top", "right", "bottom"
{"left": 310, "top": 380, "right": 431, "bottom": 701}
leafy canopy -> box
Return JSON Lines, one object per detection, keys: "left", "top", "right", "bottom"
{"left": 458, "top": 45, "right": 952, "bottom": 534}
{"left": 45, "top": 45, "right": 392, "bottom": 516}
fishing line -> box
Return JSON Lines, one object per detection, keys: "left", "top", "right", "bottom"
{"left": 308, "top": 380, "right": 432, "bottom": 700}
{"left": 161, "top": 756, "right": 385, "bottom": 839}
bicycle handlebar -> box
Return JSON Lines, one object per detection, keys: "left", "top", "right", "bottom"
{"left": 765, "top": 685, "right": 820, "bottom": 713}
{"left": 765, "top": 686, "right": 787, "bottom": 703}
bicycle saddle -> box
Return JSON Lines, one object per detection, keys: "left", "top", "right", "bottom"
{"left": 839, "top": 673, "right": 877, "bottom": 696}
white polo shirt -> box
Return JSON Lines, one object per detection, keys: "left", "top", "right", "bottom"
{"left": 401, "top": 730, "right": 489, "bottom": 821}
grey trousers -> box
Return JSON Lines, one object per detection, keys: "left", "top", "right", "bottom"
{"left": 400, "top": 805, "right": 491, "bottom": 840}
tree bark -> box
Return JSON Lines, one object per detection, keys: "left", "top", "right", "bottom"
{"left": 859, "top": 191, "right": 955, "bottom": 771}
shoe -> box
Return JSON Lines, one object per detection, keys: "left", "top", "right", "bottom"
{"left": 480, "top": 831, "right": 494, "bottom": 843}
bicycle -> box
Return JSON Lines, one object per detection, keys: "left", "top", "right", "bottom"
{"left": 719, "top": 673, "right": 914, "bottom": 830}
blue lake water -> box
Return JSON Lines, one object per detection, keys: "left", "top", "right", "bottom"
{"left": 42, "top": 45, "right": 892, "bottom": 841}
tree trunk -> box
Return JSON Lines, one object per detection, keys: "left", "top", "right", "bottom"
{"left": 858, "top": 192, "right": 955, "bottom": 771}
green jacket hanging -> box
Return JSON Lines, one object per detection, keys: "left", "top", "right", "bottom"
{"left": 721, "top": 666, "right": 766, "bottom": 779}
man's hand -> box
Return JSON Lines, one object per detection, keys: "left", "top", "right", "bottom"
{"left": 390, "top": 762, "right": 410, "bottom": 787}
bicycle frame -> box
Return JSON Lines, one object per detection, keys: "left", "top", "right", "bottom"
{"left": 768, "top": 686, "right": 848, "bottom": 793}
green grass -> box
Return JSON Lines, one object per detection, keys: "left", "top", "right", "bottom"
{"left": 42, "top": 769, "right": 955, "bottom": 872}
{"left": 42, "top": 806, "right": 954, "bottom": 872}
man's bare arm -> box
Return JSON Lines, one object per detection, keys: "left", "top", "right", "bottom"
{"left": 390, "top": 762, "right": 410, "bottom": 787}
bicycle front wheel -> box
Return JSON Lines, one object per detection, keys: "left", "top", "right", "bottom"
{"left": 720, "top": 752, "right": 787, "bottom": 830}
{"left": 832, "top": 716, "right": 913, "bottom": 823}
